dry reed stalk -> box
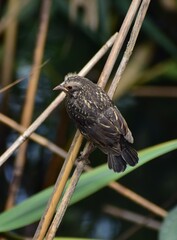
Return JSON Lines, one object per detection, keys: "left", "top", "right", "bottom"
{"left": 103, "top": 205, "right": 161, "bottom": 230}
{"left": 0, "top": 113, "right": 67, "bottom": 158}
{"left": 98, "top": 0, "right": 142, "bottom": 88}
{"left": 32, "top": 32, "right": 118, "bottom": 240}
{"left": 5, "top": 0, "right": 52, "bottom": 209}
{"left": 109, "top": 181, "right": 167, "bottom": 218}
{"left": 0, "top": 60, "right": 50, "bottom": 94}
{"left": 0, "top": 0, "right": 20, "bottom": 180}
{"left": 0, "top": 92, "right": 65, "bottom": 167}
{"left": 45, "top": 0, "right": 152, "bottom": 239}
{"left": 1, "top": 0, "right": 19, "bottom": 95}
{"left": 0, "top": 0, "right": 29, "bottom": 34}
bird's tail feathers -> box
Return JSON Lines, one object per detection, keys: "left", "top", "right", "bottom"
{"left": 121, "top": 144, "right": 138, "bottom": 166}
{"left": 107, "top": 154, "right": 126, "bottom": 172}
{"left": 107, "top": 142, "right": 138, "bottom": 173}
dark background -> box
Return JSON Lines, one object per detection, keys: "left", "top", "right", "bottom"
{"left": 0, "top": 0, "right": 177, "bottom": 239}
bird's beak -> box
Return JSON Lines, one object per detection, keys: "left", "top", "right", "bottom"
{"left": 53, "top": 84, "right": 68, "bottom": 93}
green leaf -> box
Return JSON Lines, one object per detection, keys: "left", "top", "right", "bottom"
{"left": 159, "top": 205, "right": 177, "bottom": 240}
{"left": 54, "top": 238, "right": 98, "bottom": 240}
{"left": 0, "top": 187, "right": 52, "bottom": 232}
{"left": 70, "top": 139, "right": 177, "bottom": 204}
{"left": 0, "top": 139, "right": 177, "bottom": 232}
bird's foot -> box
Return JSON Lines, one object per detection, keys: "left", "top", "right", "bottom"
{"left": 77, "top": 142, "right": 95, "bottom": 164}
{"left": 77, "top": 156, "right": 90, "bottom": 165}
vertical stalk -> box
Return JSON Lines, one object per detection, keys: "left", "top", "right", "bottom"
{"left": 5, "top": 0, "right": 52, "bottom": 209}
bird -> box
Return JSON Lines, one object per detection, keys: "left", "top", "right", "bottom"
{"left": 54, "top": 73, "right": 139, "bottom": 172}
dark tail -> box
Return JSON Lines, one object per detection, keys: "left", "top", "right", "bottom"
{"left": 107, "top": 140, "right": 139, "bottom": 172}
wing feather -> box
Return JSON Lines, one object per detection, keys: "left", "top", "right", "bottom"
{"left": 74, "top": 105, "right": 133, "bottom": 149}
{"left": 104, "top": 106, "right": 134, "bottom": 143}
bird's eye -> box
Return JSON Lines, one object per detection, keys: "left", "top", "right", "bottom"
{"left": 67, "top": 86, "right": 72, "bottom": 90}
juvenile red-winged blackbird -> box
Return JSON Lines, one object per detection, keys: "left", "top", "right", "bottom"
{"left": 54, "top": 73, "right": 139, "bottom": 172}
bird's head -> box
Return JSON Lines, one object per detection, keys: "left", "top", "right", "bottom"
{"left": 53, "top": 74, "right": 85, "bottom": 97}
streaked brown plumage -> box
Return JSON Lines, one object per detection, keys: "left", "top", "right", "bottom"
{"left": 54, "top": 73, "right": 139, "bottom": 172}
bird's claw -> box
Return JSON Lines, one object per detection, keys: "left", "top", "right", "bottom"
{"left": 77, "top": 155, "right": 90, "bottom": 165}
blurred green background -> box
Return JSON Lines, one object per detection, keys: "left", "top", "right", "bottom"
{"left": 0, "top": 0, "right": 177, "bottom": 239}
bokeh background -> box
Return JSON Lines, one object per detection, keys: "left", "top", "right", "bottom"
{"left": 0, "top": 0, "right": 177, "bottom": 239}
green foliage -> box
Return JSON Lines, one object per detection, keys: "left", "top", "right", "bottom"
{"left": 54, "top": 238, "right": 98, "bottom": 240}
{"left": 0, "top": 139, "right": 177, "bottom": 232}
{"left": 159, "top": 205, "right": 177, "bottom": 240}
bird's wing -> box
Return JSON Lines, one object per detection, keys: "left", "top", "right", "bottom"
{"left": 74, "top": 110, "right": 118, "bottom": 148}
{"left": 75, "top": 106, "right": 133, "bottom": 149}
{"left": 100, "top": 106, "right": 134, "bottom": 144}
